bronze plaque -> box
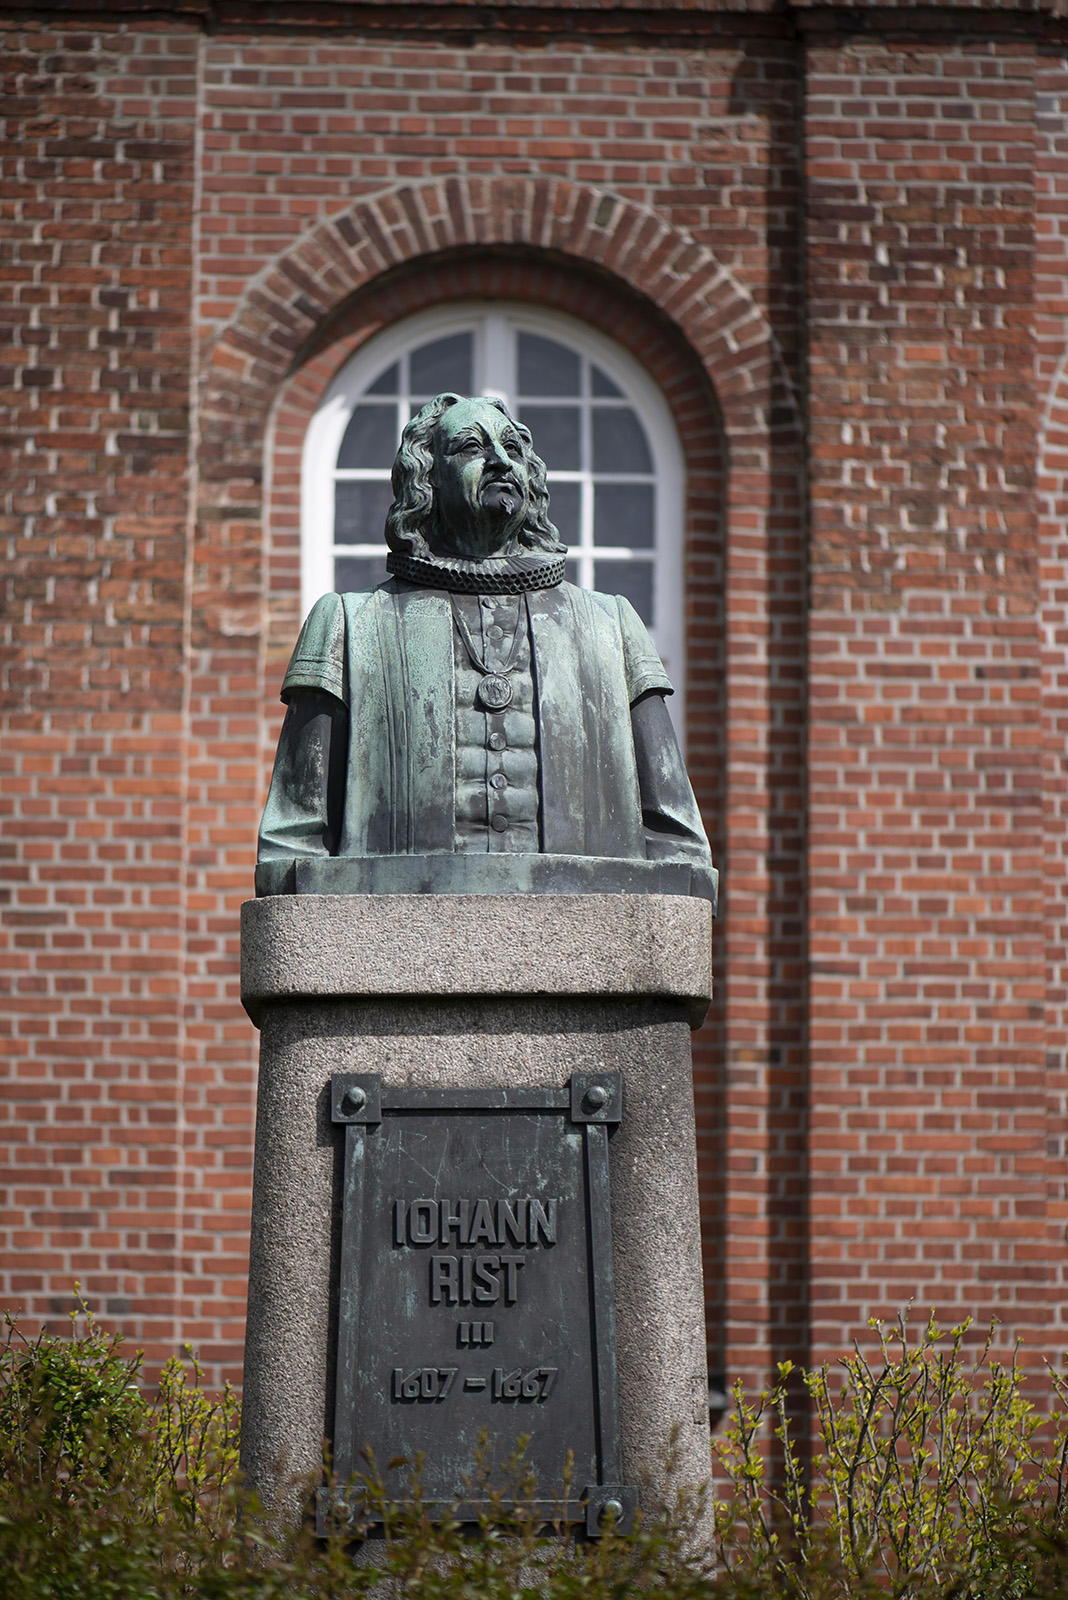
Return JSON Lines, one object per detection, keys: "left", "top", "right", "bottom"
{"left": 324, "top": 1074, "right": 635, "bottom": 1534}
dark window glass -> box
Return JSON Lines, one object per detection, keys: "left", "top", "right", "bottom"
{"left": 592, "top": 408, "right": 652, "bottom": 474}
{"left": 409, "top": 332, "right": 473, "bottom": 397}
{"left": 547, "top": 480, "right": 580, "bottom": 544}
{"left": 518, "top": 405, "right": 581, "bottom": 472}
{"left": 564, "top": 558, "right": 581, "bottom": 588}
{"left": 366, "top": 362, "right": 399, "bottom": 396}
{"left": 334, "top": 553, "right": 389, "bottom": 593}
{"left": 591, "top": 364, "right": 623, "bottom": 397}
{"left": 593, "top": 483, "right": 654, "bottom": 549}
{"left": 517, "top": 332, "right": 580, "bottom": 396}
{"left": 334, "top": 480, "right": 394, "bottom": 543}
{"left": 594, "top": 559, "right": 654, "bottom": 624}
{"left": 337, "top": 405, "right": 397, "bottom": 469}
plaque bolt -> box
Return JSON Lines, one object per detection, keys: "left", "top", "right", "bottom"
{"left": 340, "top": 1086, "right": 367, "bottom": 1116}
{"left": 583, "top": 1084, "right": 608, "bottom": 1111}
{"left": 599, "top": 1498, "right": 624, "bottom": 1527}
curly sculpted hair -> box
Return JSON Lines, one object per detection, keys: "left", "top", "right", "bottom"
{"left": 384, "top": 393, "right": 566, "bottom": 559}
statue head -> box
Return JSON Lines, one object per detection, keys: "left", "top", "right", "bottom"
{"left": 385, "top": 394, "right": 566, "bottom": 563}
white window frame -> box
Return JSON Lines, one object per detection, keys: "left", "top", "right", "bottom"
{"left": 301, "top": 303, "right": 687, "bottom": 734}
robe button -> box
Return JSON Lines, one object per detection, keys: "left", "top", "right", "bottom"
{"left": 490, "top": 773, "right": 508, "bottom": 790}
{"left": 488, "top": 732, "right": 506, "bottom": 751}
{"left": 487, "top": 625, "right": 505, "bottom": 640}
{"left": 491, "top": 814, "right": 509, "bottom": 832}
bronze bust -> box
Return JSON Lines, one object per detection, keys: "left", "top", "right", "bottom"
{"left": 257, "top": 394, "right": 716, "bottom": 904}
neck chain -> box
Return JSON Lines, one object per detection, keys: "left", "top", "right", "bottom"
{"left": 450, "top": 594, "right": 529, "bottom": 712}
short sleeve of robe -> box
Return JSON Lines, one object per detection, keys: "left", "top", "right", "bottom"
{"left": 280, "top": 591, "right": 350, "bottom": 706}
{"left": 593, "top": 593, "right": 673, "bottom": 704}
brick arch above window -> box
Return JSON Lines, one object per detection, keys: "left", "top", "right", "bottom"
{"left": 198, "top": 174, "right": 799, "bottom": 498}
{"left": 196, "top": 175, "right": 800, "bottom": 693}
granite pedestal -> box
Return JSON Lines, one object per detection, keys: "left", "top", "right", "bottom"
{"left": 240, "top": 892, "right": 713, "bottom": 1525}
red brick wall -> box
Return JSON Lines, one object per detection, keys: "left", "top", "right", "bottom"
{"left": 0, "top": 22, "right": 200, "bottom": 1367}
{"left": 805, "top": 35, "right": 1049, "bottom": 1362}
{"left": 2, "top": 4, "right": 1066, "bottom": 1399}
{"left": 1037, "top": 44, "right": 1068, "bottom": 1353}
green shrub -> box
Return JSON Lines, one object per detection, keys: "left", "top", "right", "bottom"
{"left": 0, "top": 1296, "right": 148, "bottom": 1495}
{"left": 0, "top": 1302, "right": 723, "bottom": 1600}
{"left": 711, "top": 1311, "right": 1068, "bottom": 1599}
{"left": 148, "top": 1349, "right": 240, "bottom": 1534}
{"left": 5, "top": 1301, "right": 1068, "bottom": 1598}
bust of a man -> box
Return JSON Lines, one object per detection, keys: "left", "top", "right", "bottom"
{"left": 257, "top": 393, "right": 716, "bottom": 903}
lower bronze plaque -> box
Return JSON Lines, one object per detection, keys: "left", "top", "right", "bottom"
{"left": 322, "top": 1073, "right": 636, "bottom": 1534}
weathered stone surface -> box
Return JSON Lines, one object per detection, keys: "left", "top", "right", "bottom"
{"left": 241, "top": 891, "right": 713, "bottom": 1027}
{"left": 240, "top": 895, "right": 712, "bottom": 1526}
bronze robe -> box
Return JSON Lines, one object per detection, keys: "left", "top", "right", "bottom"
{"left": 258, "top": 579, "right": 714, "bottom": 898}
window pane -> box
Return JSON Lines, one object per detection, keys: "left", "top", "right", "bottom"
{"left": 564, "top": 557, "right": 581, "bottom": 588}
{"left": 547, "top": 480, "right": 580, "bottom": 544}
{"left": 519, "top": 405, "right": 581, "bottom": 471}
{"left": 592, "top": 408, "right": 652, "bottom": 474}
{"left": 337, "top": 405, "right": 397, "bottom": 469}
{"left": 335, "top": 554, "right": 388, "bottom": 593}
{"left": 334, "top": 480, "right": 394, "bottom": 543}
{"left": 593, "top": 483, "right": 654, "bottom": 549}
{"left": 591, "top": 364, "right": 623, "bottom": 397}
{"left": 366, "top": 362, "right": 399, "bottom": 396}
{"left": 594, "top": 559, "right": 654, "bottom": 624}
{"left": 410, "top": 332, "right": 473, "bottom": 396}
{"left": 517, "top": 332, "right": 580, "bottom": 396}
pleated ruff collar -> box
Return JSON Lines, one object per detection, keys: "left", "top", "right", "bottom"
{"left": 385, "top": 548, "right": 565, "bottom": 594}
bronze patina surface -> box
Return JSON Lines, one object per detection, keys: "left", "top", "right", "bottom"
{"left": 257, "top": 393, "right": 716, "bottom": 901}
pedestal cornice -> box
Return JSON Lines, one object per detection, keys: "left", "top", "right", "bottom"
{"left": 242, "top": 892, "right": 712, "bottom": 1028}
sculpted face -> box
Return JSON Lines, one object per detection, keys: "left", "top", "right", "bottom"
{"left": 429, "top": 399, "right": 531, "bottom": 560}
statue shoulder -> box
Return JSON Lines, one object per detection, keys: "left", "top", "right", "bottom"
{"left": 279, "top": 587, "right": 385, "bottom": 706}
{"left": 572, "top": 585, "right": 674, "bottom": 702}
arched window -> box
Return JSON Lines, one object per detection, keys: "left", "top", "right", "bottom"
{"left": 302, "top": 304, "right": 686, "bottom": 723}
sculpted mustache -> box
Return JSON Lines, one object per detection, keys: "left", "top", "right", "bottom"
{"left": 479, "top": 477, "right": 522, "bottom": 508}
